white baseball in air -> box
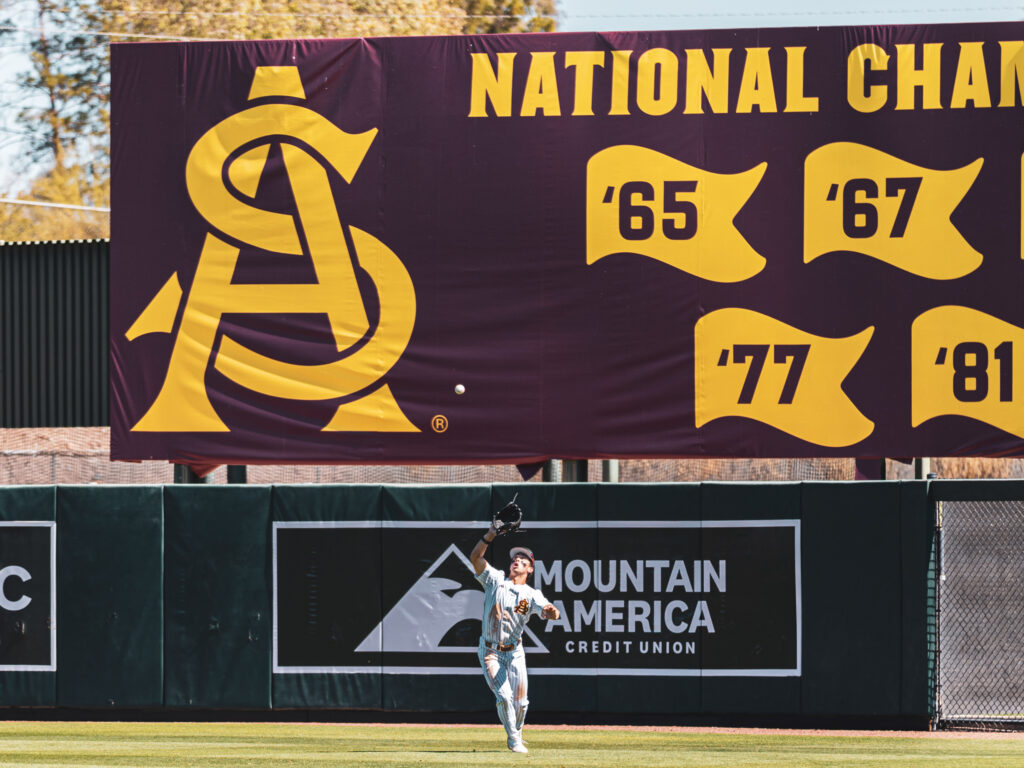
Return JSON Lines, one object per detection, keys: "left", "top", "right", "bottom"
{"left": 455, "top": 384, "right": 466, "bottom": 395}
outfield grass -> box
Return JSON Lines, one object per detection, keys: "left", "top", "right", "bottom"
{"left": 0, "top": 723, "right": 1021, "bottom": 767}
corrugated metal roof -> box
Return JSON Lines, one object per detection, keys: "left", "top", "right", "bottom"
{"left": 0, "top": 239, "right": 109, "bottom": 247}
{"left": 1, "top": 240, "right": 108, "bottom": 427}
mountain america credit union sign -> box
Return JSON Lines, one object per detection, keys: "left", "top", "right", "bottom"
{"left": 112, "top": 24, "right": 1024, "bottom": 464}
{"left": 273, "top": 520, "right": 800, "bottom": 676}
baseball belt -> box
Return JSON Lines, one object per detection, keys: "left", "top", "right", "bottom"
{"left": 484, "top": 640, "right": 520, "bottom": 653}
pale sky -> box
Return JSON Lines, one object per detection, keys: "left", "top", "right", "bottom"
{"left": 556, "top": 0, "right": 1023, "bottom": 31}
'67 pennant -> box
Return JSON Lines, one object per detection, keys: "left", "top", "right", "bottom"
{"left": 804, "top": 143, "right": 983, "bottom": 280}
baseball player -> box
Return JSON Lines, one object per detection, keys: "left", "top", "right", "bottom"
{"left": 469, "top": 522, "right": 560, "bottom": 754}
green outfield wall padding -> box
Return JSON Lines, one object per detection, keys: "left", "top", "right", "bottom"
{"left": 56, "top": 487, "right": 163, "bottom": 708}
{"left": 920, "top": 481, "right": 939, "bottom": 719}
{"left": 272, "top": 484, "right": 382, "bottom": 522}
{"left": 597, "top": 483, "right": 701, "bottom": 522}
{"left": 271, "top": 485, "right": 383, "bottom": 709}
{"left": 380, "top": 486, "right": 491, "bottom": 711}
{"left": 0, "top": 487, "right": 55, "bottom": 706}
{"left": 930, "top": 479, "right": 1024, "bottom": 502}
{"left": 163, "top": 486, "right": 271, "bottom": 708}
{"left": 512, "top": 484, "right": 600, "bottom": 713}
{"left": 0, "top": 486, "right": 55, "bottom": 521}
{"left": 381, "top": 675, "right": 486, "bottom": 713}
{"left": 0, "top": 673, "right": 54, "bottom": 708}
{"left": 700, "top": 483, "right": 801, "bottom": 715}
{"left": 594, "top": 485, "right": 702, "bottom": 714}
{"left": 531, "top": 676, "right": 599, "bottom": 714}
{"left": 702, "top": 677, "right": 802, "bottom": 716}
{"left": 898, "top": 482, "right": 932, "bottom": 716}
{"left": 801, "top": 482, "right": 902, "bottom": 716}
{"left": 0, "top": 482, "right": 940, "bottom": 718}
{"left": 596, "top": 675, "right": 699, "bottom": 715}
{"left": 701, "top": 481, "right": 801, "bottom": 522}
{"left": 273, "top": 673, "right": 381, "bottom": 712}
{"left": 492, "top": 483, "right": 599, "bottom": 524}
{"left": 384, "top": 485, "right": 490, "bottom": 523}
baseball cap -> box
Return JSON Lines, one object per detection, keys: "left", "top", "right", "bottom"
{"left": 509, "top": 546, "right": 534, "bottom": 564}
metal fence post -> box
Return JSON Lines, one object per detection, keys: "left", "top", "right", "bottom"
{"left": 561, "top": 460, "right": 587, "bottom": 482}
{"left": 173, "top": 464, "right": 206, "bottom": 484}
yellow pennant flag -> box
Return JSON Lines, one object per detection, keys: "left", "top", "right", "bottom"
{"left": 587, "top": 145, "right": 766, "bottom": 283}
{"left": 912, "top": 306, "right": 1024, "bottom": 438}
{"left": 695, "top": 309, "right": 874, "bottom": 447}
{"left": 804, "top": 143, "right": 982, "bottom": 280}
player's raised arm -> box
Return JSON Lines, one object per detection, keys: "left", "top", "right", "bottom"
{"left": 470, "top": 523, "right": 497, "bottom": 575}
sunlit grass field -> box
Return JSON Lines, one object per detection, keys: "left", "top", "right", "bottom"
{"left": 0, "top": 722, "right": 1021, "bottom": 767}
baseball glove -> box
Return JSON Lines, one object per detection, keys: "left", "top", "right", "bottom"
{"left": 492, "top": 493, "right": 524, "bottom": 536}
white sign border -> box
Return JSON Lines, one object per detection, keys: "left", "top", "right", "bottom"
{"left": 273, "top": 519, "right": 801, "bottom": 677}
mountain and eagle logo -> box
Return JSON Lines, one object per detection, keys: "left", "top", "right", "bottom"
{"left": 356, "top": 544, "right": 548, "bottom": 654}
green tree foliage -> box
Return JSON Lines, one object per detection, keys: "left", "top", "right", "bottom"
{"left": 4, "top": 0, "right": 108, "bottom": 170}
{"left": 0, "top": 162, "right": 108, "bottom": 241}
{"left": 0, "top": 0, "right": 109, "bottom": 239}
{"left": 99, "top": 0, "right": 468, "bottom": 41}
{"left": 0, "top": 0, "right": 557, "bottom": 240}
{"left": 462, "top": 0, "right": 556, "bottom": 33}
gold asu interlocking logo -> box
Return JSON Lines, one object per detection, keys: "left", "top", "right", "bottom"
{"left": 125, "top": 66, "right": 419, "bottom": 433}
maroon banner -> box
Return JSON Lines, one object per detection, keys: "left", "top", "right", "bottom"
{"left": 111, "top": 23, "right": 1024, "bottom": 464}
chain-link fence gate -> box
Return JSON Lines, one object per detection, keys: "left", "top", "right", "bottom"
{"left": 937, "top": 499, "right": 1024, "bottom": 728}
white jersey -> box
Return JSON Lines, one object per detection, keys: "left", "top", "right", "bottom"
{"left": 476, "top": 561, "right": 549, "bottom": 648}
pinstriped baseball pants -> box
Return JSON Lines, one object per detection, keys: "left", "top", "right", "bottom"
{"left": 478, "top": 640, "right": 529, "bottom": 741}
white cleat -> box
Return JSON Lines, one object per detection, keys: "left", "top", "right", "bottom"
{"left": 507, "top": 738, "right": 529, "bottom": 754}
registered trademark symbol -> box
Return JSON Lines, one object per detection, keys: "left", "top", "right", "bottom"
{"left": 431, "top": 414, "right": 449, "bottom": 433}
